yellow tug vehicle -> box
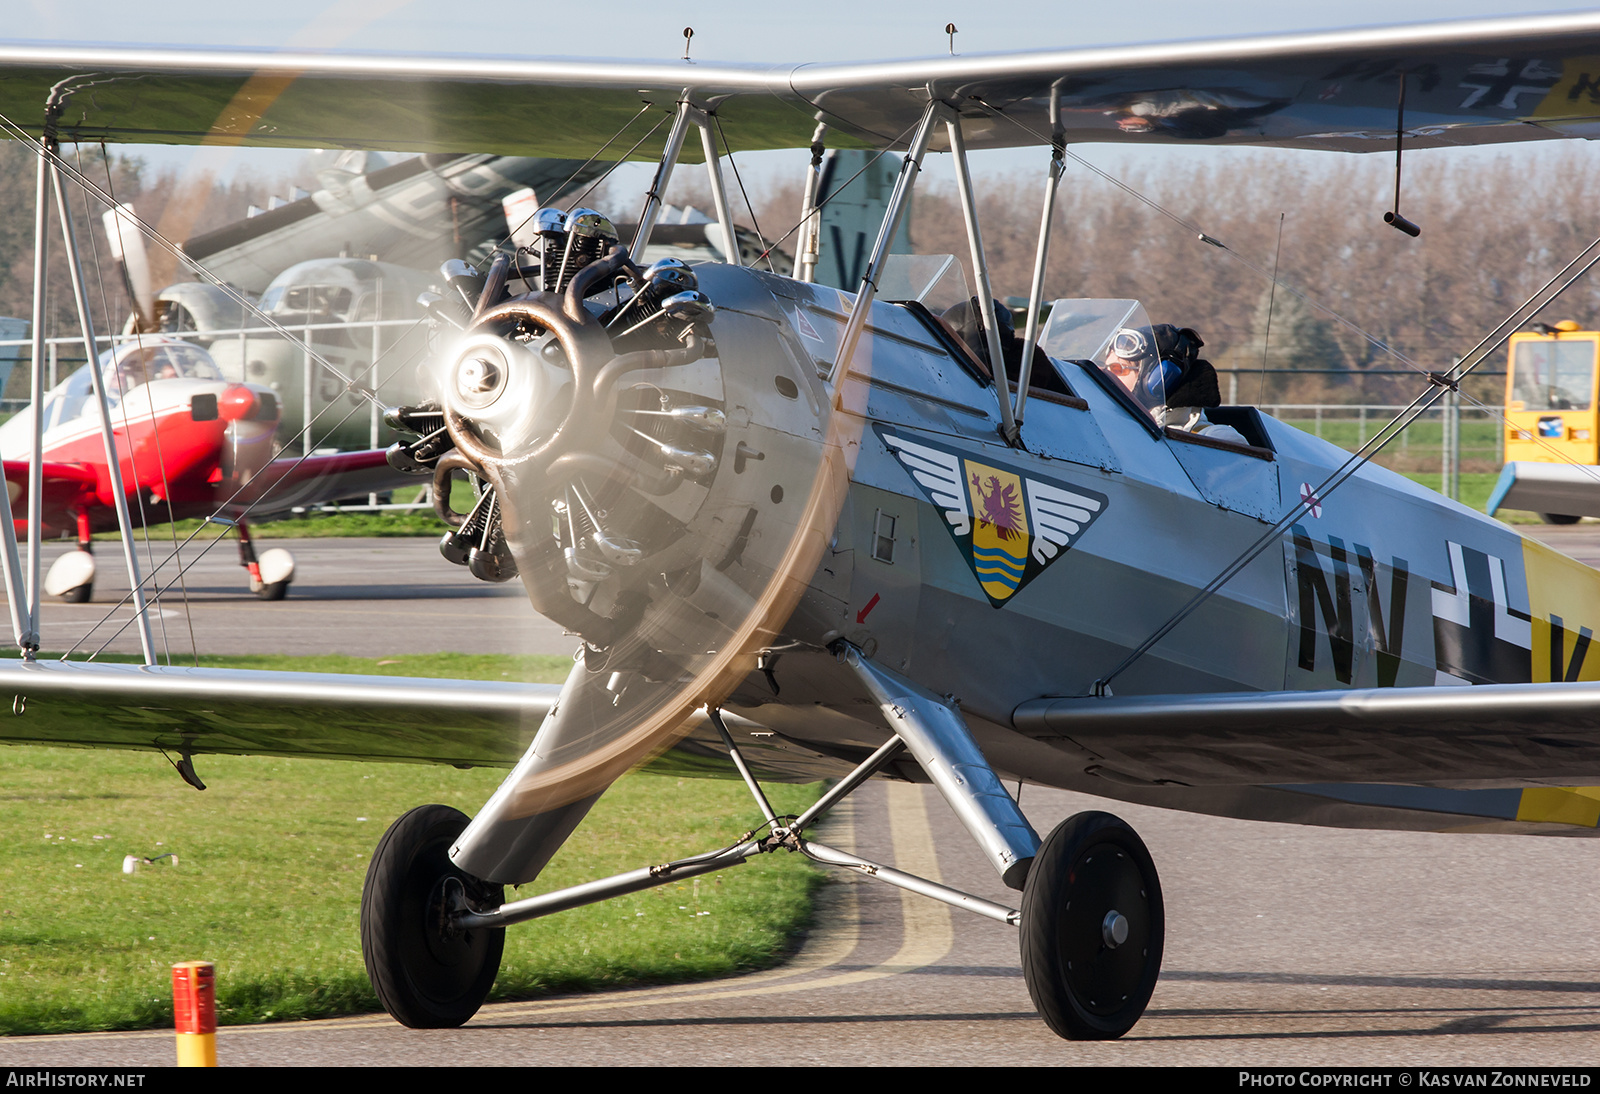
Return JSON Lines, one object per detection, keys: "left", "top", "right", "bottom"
{"left": 1489, "top": 320, "right": 1600, "bottom": 523}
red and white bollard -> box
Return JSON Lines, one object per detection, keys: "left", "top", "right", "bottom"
{"left": 171, "top": 961, "right": 217, "bottom": 1067}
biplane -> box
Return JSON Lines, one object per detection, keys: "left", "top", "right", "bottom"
{"left": 2, "top": 11, "right": 1600, "bottom": 1041}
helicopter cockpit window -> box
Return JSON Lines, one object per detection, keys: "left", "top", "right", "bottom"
{"left": 1511, "top": 339, "right": 1595, "bottom": 411}
{"left": 270, "top": 284, "right": 354, "bottom": 321}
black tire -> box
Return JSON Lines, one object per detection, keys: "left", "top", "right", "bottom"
{"left": 1540, "top": 513, "right": 1582, "bottom": 525}
{"left": 59, "top": 582, "right": 91, "bottom": 604}
{"left": 1019, "top": 811, "right": 1164, "bottom": 1040}
{"left": 256, "top": 580, "right": 289, "bottom": 601}
{"left": 361, "top": 804, "right": 504, "bottom": 1028}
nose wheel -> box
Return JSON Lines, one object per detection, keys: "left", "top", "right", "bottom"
{"left": 1019, "top": 811, "right": 1164, "bottom": 1040}
{"left": 360, "top": 804, "right": 505, "bottom": 1028}
{"left": 45, "top": 548, "right": 95, "bottom": 603}
{"left": 235, "top": 521, "right": 294, "bottom": 600}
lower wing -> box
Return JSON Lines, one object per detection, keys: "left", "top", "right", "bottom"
{"left": 229, "top": 449, "right": 417, "bottom": 515}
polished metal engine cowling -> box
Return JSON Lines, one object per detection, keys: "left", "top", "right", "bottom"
{"left": 422, "top": 249, "right": 839, "bottom": 883}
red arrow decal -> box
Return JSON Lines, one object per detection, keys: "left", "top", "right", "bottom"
{"left": 855, "top": 593, "right": 881, "bottom": 624}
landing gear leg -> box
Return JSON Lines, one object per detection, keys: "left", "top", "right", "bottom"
{"left": 1019, "top": 811, "right": 1164, "bottom": 1040}
{"left": 44, "top": 508, "right": 95, "bottom": 603}
{"left": 361, "top": 804, "right": 505, "bottom": 1029}
{"left": 237, "top": 519, "right": 294, "bottom": 600}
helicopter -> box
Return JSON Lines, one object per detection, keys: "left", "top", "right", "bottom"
{"left": 2, "top": 10, "right": 1600, "bottom": 1042}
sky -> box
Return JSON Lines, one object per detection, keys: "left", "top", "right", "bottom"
{"left": 10, "top": 1, "right": 1597, "bottom": 62}
{"left": 6, "top": 2, "right": 1597, "bottom": 208}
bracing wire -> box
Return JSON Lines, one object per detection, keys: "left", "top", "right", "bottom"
{"left": 743, "top": 119, "right": 922, "bottom": 268}
{"left": 1258, "top": 212, "right": 1285, "bottom": 405}
{"left": 562, "top": 113, "right": 672, "bottom": 216}
{"left": 960, "top": 96, "right": 1600, "bottom": 687}
{"left": 4, "top": 102, "right": 658, "bottom": 658}
{"left": 1094, "top": 238, "right": 1600, "bottom": 691}
{"left": 71, "top": 334, "right": 433, "bottom": 660}
{"left": 75, "top": 145, "right": 166, "bottom": 663}
{"left": 712, "top": 114, "right": 776, "bottom": 273}
{"left": 0, "top": 113, "right": 385, "bottom": 415}
{"left": 490, "top": 101, "right": 663, "bottom": 251}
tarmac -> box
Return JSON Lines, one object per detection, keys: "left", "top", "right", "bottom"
{"left": 2, "top": 526, "right": 1599, "bottom": 1065}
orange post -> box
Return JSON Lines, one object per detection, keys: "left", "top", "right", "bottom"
{"left": 171, "top": 961, "right": 217, "bottom": 1067}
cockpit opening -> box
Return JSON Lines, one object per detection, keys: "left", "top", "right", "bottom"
{"left": 46, "top": 342, "right": 223, "bottom": 430}
{"left": 1041, "top": 298, "right": 1252, "bottom": 444}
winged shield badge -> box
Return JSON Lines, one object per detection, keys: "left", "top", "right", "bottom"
{"left": 878, "top": 427, "right": 1109, "bottom": 607}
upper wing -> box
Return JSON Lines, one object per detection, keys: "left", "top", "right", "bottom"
{"left": 2, "top": 13, "right": 1600, "bottom": 155}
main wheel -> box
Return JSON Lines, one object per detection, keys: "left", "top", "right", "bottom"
{"left": 60, "top": 582, "right": 91, "bottom": 604}
{"left": 1019, "top": 811, "right": 1164, "bottom": 1040}
{"left": 361, "top": 804, "right": 504, "bottom": 1028}
{"left": 1540, "top": 513, "right": 1582, "bottom": 525}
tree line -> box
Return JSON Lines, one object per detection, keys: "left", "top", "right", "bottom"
{"left": 1, "top": 138, "right": 1596, "bottom": 413}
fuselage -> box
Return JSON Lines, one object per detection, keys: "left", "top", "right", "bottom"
{"left": 643, "top": 266, "right": 1600, "bottom": 827}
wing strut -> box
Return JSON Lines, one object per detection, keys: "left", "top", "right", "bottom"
{"left": 945, "top": 105, "right": 1021, "bottom": 444}
{"left": 796, "top": 124, "right": 828, "bottom": 283}
{"left": 633, "top": 96, "right": 745, "bottom": 267}
{"left": 632, "top": 95, "right": 693, "bottom": 258}
{"left": 43, "top": 134, "right": 156, "bottom": 663}
{"left": 0, "top": 144, "right": 45, "bottom": 653}
{"left": 24, "top": 144, "right": 45, "bottom": 647}
{"left": 1013, "top": 86, "right": 1065, "bottom": 431}
{"left": 829, "top": 100, "right": 940, "bottom": 386}
{"left": 696, "top": 109, "right": 741, "bottom": 266}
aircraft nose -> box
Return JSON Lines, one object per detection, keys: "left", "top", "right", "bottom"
{"left": 218, "top": 384, "right": 275, "bottom": 423}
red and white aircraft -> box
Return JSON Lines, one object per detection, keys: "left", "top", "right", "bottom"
{"left": 0, "top": 336, "right": 409, "bottom": 601}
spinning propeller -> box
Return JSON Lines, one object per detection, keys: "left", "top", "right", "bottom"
{"left": 387, "top": 208, "right": 848, "bottom": 885}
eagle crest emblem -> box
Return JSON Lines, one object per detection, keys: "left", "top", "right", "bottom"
{"left": 878, "top": 427, "right": 1109, "bottom": 607}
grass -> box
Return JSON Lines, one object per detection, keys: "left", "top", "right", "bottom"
{"left": 1279, "top": 415, "right": 1502, "bottom": 450}
{"left": 14, "top": 651, "right": 582, "bottom": 680}
{"left": 93, "top": 484, "right": 457, "bottom": 542}
{"left": 0, "top": 653, "right": 824, "bottom": 1035}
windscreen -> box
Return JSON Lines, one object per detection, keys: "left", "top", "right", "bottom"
{"left": 1041, "top": 298, "right": 1165, "bottom": 413}
{"left": 1511, "top": 338, "right": 1596, "bottom": 411}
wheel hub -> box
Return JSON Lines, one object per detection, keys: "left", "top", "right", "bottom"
{"left": 1101, "top": 909, "right": 1129, "bottom": 948}
{"left": 1060, "top": 844, "right": 1151, "bottom": 1014}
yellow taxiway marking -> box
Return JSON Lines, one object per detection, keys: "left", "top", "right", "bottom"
{"left": 475, "top": 781, "right": 956, "bottom": 1022}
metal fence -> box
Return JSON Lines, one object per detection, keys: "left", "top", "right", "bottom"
{"left": 1259, "top": 398, "right": 1499, "bottom": 501}
{"left": 0, "top": 323, "right": 1503, "bottom": 507}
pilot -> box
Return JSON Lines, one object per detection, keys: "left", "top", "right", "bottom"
{"left": 1105, "top": 323, "right": 1227, "bottom": 430}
